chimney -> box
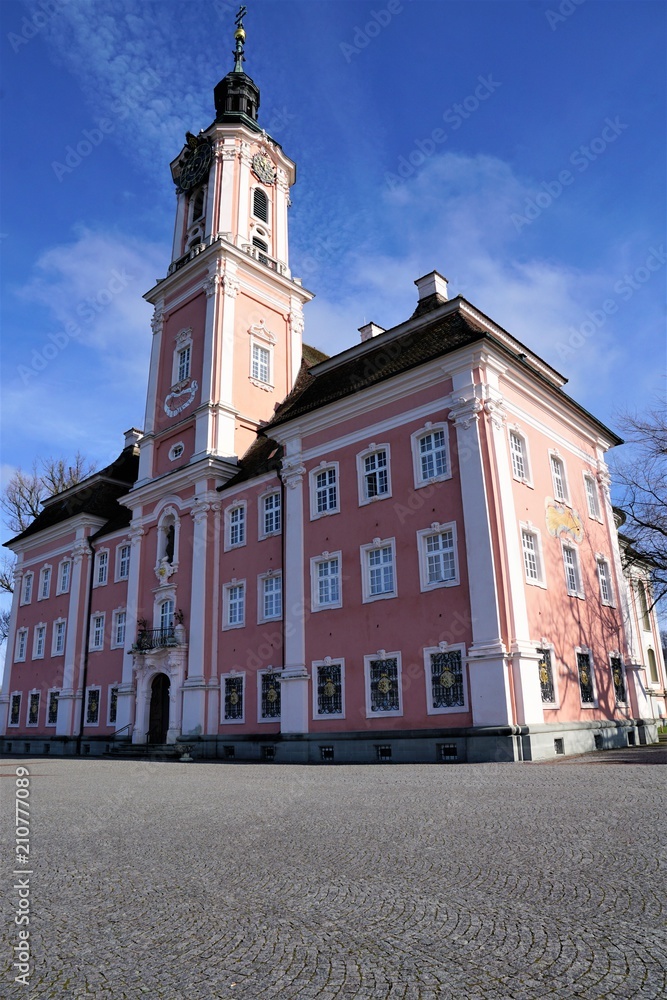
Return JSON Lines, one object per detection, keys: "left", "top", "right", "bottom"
{"left": 359, "top": 322, "right": 386, "bottom": 343}
{"left": 124, "top": 428, "right": 143, "bottom": 450}
{"left": 415, "top": 271, "right": 449, "bottom": 302}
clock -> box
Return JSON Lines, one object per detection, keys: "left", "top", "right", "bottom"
{"left": 177, "top": 140, "right": 212, "bottom": 193}
{"left": 252, "top": 152, "right": 276, "bottom": 185}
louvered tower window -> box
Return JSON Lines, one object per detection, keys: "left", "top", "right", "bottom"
{"left": 253, "top": 188, "right": 268, "bottom": 222}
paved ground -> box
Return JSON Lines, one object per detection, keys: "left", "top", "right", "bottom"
{"left": 1, "top": 750, "right": 665, "bottom": 1000}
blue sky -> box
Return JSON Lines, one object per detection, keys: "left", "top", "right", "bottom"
{"left": 0, "top": 0, "right": 665, "bottom": 514}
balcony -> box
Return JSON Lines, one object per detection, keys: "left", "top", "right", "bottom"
{"left": 132, "top": 626, "right": 186, "bottom": 653}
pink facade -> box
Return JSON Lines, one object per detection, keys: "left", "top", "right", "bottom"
{"left": 2, "top": 36, "right": 666, "bottom": 763}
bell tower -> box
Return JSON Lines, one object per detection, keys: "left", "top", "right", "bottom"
{"left": 137, "top": 7, "right": 312, "bottom": 486}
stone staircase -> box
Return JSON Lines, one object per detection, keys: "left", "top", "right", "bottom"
{"left": 105, "top": 742, "right": 192, "bottom": 762}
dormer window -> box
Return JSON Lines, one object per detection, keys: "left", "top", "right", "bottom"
{"left": 253, "top": 188, "right": 269, "bottom": 223}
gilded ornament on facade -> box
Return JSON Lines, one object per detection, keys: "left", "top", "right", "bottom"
{"left": 545, "top": 501, "right": 584, "bottom": 543}
{"left": 323, "top": 679, "right": 336, "bottom": 698}
{"left": 580, "top": 670, "right": 589, "bottom": 687}
{"left": 439, "top": 669, "right": 455, "bottom": 689}
{"left": 377, "top": 674, "right": 392, "bottom": 695}
{"left": 229, "top": 690, "right": 239, "bottom": 705}
{"left": 267, "top": 685, "right": 278, "bottom": 703}
{"left": 539, "top": 663, "right": 549, "bottom": 685}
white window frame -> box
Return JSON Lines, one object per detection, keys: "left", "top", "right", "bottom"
{"left": 360, "top": 537, "right": 397, "bottom": 603}
{"left": 225, "top": 501, "right": 247, "bottom": 551}
{"left": 422, "top": 643, "right": 468, "bottom": 716}
{"left": 417, "top": 522, "right": 460, "bottom": 592}
{"left": 15, "top": 628, "right": 28, "bottom": 663}
{"left": 32, "top": 623, "right": 46, "bottom": 660}
{"left": 363, "top": 650, "right": 403, "bottom": 719}
{"left": 115, "top": 543, "right": 131, "bottom": 582}
{"left": 520, "top": 522, "right": 547, "bottom": 589}
{"left": 536, "top": 641, "right": 560, "bottom": 709}
{"left": 9, "top": 693, "right": 22, "bottom": 727}
{"left": 21, "top": 572, "right": 33, "bottom": 605}
{"left": 248, "top": 321, "right": 276, "bottom": 391}
{"left": 38, "top": 564, "right": 52, "bottom": 600}
{"left": 609, "top": 652, "right": 628, "bottom": 706}
{"left": 310, "top": 551, "right": 343, "bottom": 612}
{"left": 89, "top": 612, "right": 105, "bottom": 651}
{"left": 411, "top": 422, "right": 452, "bottom": 488}
{"left": 357, "top": 443, "right": 392, "bottom": 506}
{"left": 177, "top": 343, "right": 191, "bottom": 383}
{"left": 107, "top": 685, "right": 119, "bottom": 727}
{"left": 258, "top": 571, "right": 282, "bottom": 623}
{"left": 46, "top": 689, "right": 60, "bottom": 727}
{"left": 168, "top": 441, "right": 185, "bottom": 462}
{"left": 52, "top": 618, "right": 67, "bottom": 656}
{"left": 94, "top": 549, "right": 109, "bottom": 587}
{"left": 221, "top": 671, "right": 246, "bottom": 725}
{"left": 312, "top": 657, "right": 346, "bottom": 720}
{"left": 26, "top": 689, "right": 41, "bottom": 727}
{"left": 57, "top": 559, "right": 72, "bottom": 595}
{"left": 596, "top": 555, "right": 614, "bottom": 607}
{"left": 259, "top": 490, "right": 282, "bottom": 539}
{"left": 257, "top": 668, "right": 282, "bottom": 723}
{"left": 171, "top": 328, "right": 193, "bottom": 386}
{"left": 583, "top": 472, "right": 602, "bottom": 521}
{"left": 646, "top": 647, "right": 660, "bottom": 686}
{"left": 574, "top": 646, "right": 598, "bottom": 708}
{"left": 111, "top": 609, "right": 127, "bottom": 649}
{"left": 549, "top": 450, "right": 570, "bottom": 503}
{"left": 223, "top": 580, "right": 246, "bottom": 630}
{"left": 309, "top": 462, "right": 340, "bottom": 519}
{"left": 561, "top": 542, "right": 584, "bottom": 599}
{"left": 84, "top": 686, "right": 102, "bottom": 727}
{"left": 508, "top": 426, "right": 533, "bottom": 486}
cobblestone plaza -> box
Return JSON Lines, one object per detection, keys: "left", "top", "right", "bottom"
{"left": 2, "top": 751, "right": 665, "bottom": 999}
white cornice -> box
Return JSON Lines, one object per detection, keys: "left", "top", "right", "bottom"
{"left": 124, "top": 455, "right": 239, "bottom": 511}
{"left": 6, "top": 515, "right": 107, "bottom": 556}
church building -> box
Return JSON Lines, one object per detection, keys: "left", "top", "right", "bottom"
{"left": 1, "top": 15, "right": 665, "bottom": 762}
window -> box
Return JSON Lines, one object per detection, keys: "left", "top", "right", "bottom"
{"left": 222, "top": 674, "right": 245, "bottom": 723}
{"left": 168, "top": 442, "right": 184, "bottom": 462}
{"left": 584, "top": 473, "right": 601, "bottom": 519}
{"left": 562, "top": 543, "right": 583, "bottom": 597}
{"left": 58, "top": 560, "right": 71, "bottom": 594}
{"left": 226, "top": 504, "right": 246, "bottom": 549}
{"left": 52, "top": 619, "right": 66, "bottom": 656}
{"left": 576, "top": 650, "right": 596, "bottom": 705}
{"left": 9, "top": 694, "right": 21, "bottom": 727}
{"left": 171, "top": 330, "right": 193, "bottom": 385}
{"left": 108, "top": 686, "right": 119, "bottom": 726}
{"left": 261, "top": 492, "right": 281, "bottom": 537}
{"left": 90, "top": 614, "right": 105, "bottom": 651}
{"left": 33, "top": 625, "right": 46, "bottom": 659}
{"left": 550, "top": 454, "right": 568, "bottom": 502}
{"left": 311, "top": 553, "right": 342, "bottom": 610}
{"left": 313, "top": 660, "right": 344, "bottom": 718}
{"left": 27, "top": 691, "right": 40, "bottom": 726}
{"left": 358, "top": 445, "right": 391, "bottom": 503}
{"left": 311, "top": 464, "right": 339, "bottom": 518}
{"left": 610, "top": 656, "right": 627, "bottom": 705}
{"left": 47, "top": 690, "right": 59, "bottom": 726}
{"left": 253, "top": 188, "right": 269, "bottom": 223}
{"left": 96, "top": 551, "right": 108, "bottom": 586}
{"left": 177, "top": 345, "right": 191, "bottom": 382}
{"left": 364, "top": 653, "right": 402, "bottom": 717}
{"left": 597, "top": 558, "right": 614, "bottom": 605}
{"left": 259, "top": 573, "right": 282, "bottom": 622}
{"left": 537, "top": 647, "right": 557, "bottom": 705}
{"left": 412, "top": 424, "right": 450, "bottom": 486}
{"left": 251, "top": 343, "right": 271, "bottom": 384}
{"left": 85, "top": 688, "right": 101, "bottom": 726}
{"left": 159, "top": 600, "right": 174, "bottom": 631}
{"left": 509, "top": 429, "right": 531, "bottom": 483}
{"left": 637, "top": 581, "right": 651, "bottom": 631}
{"left": 424, "top": 646, "right": 467, "bottom": 714}
{"left": 15, "top": 629, "right": 28, "bottom": 663}
{"left": 361, "top": 539, "right": 397, "bottom": 603}
{"left": 647, "top": 648, "right": 659, "bottom": 684}
{"left": 39, "top": 566, "right": 51, "bottom": 600}
{"left": 191, "top": 187, "right": 205, "bottom": 221}
{"left": 224, "top": 582, "right": 245, "bottom": 629}
{"left": 116, "top": 545, "right": 131, "bottom": 581}
{"left": 259, "top": 671, "right": 281, "bottom": 721}
{"left": 418, "top": 524, "right": 458, "bottom": 591}
{"left": 252, "top": 236, "right": 269, "bottom": 264}
{"left": 21, "top": 573, "right": 33, "bottom": 604}
{"left": 521, "top": 526, "right": 545, "bottom": 587}
{"left": 113, "top": 610, "right": 127, "bottom": 648}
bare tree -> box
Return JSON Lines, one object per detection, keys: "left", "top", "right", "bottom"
{"left": 0, "top": 608, "right": 10, "bottom": 645}
{"left": 612, "top": 396, "right": 667, "bottom": 612}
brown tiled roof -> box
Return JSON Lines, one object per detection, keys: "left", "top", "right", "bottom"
{"left": 219, "top": 435, "right": 282, "bottom": 491}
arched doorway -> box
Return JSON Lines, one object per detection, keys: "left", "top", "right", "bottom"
{"left": 148, "top": 674, "right": 170, "bottom": 744}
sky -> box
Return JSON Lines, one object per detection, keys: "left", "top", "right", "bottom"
{"left": 0, "top": 0, "right": 665, "bottom": 547}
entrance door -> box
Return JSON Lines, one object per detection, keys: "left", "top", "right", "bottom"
{"left": 148, "top": 674, "right": 170, "bottom": 744}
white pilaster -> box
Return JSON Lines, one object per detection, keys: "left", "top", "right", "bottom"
{"left": 288, "top": 296, "right": 304, "bottom": 392}
{"left": 0, "top": 561, "right": 23, "bottom": 734}
{"left": 275, "top": 170, "right": 290, "bottom": 264}
{"left": 218, "top": 145, "right": 236, "bottom": 234}
{"left": 280, "top": 446, "right": 309, "bottom": 734}
{"left": 206, "top": 502, "right": 222, "bottom": 735}
{"left": 237, "top": 142, "right": 251, "bottom": 243}
{"left": 172, "top": 192, "right": 187, "bottom": 260}
{"left": 115, "top": 523, "right": 143, "bottom": 736}
{"left": 181, "top": 495, "right": 210, "bottom": 736}
{"left": 56, "top": 538, "right": 89, "bottom": 736}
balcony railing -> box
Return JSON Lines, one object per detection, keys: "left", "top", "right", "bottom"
{"left": 164, "top": 232, "right": 290, "bottom": 280}
{"left": 132, "top": 626, "right": 185, "bottom": 653}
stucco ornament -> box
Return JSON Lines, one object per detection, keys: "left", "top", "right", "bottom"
{"left": 164, "top": 379, "right": 199, "bottom": 417}
{"left": 545, "top": 500, "right": 584, "bottom": 543}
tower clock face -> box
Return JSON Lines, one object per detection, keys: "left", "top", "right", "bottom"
{"left": 252, "top": 153, "right": 276, "bottom": 185}
{"left": 178, "top": 141, "right": 212, "bottom": 193}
